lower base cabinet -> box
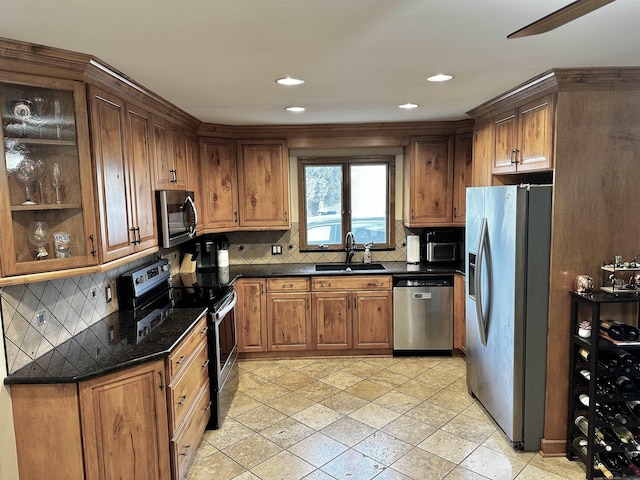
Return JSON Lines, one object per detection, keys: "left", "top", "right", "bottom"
{"left": 10, "top": 320, "right": 209, "bottom": 480}
{"left": 453, "top": 274, "right": 466, "bottom": 353}
{"left": 80, "top": 360, "right": 171, "bottom": 480}
{"left": 236, "top": 275, "right": 393, "bottom": 354}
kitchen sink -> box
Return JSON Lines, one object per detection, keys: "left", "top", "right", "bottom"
{"left": 315, "top": 263, "right": 386, "bottom": 272}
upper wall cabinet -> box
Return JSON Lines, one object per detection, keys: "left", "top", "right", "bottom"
{"left": 492, "top": 94, "right": 554, "bottom": 174}
{"left": 453, "top": 133, "right": 472, "bottom": 224}
{"left": 185, "top": 134, "right": 203, "bottom": 232}
{"left": 200, "top": 138, "right": 238, "bottom": 231}
{"left": 0, "top": 73, "right": 98, "bottom": 276}
{"left": 151, "top": 115, "right": 188, "bottom": 190}
{"left": 88, "top": 86, "right": 157, "bottom": 263}
{"left": 403, "top": 135, "right": 454, "bottom": 226}
{"left": 236, "top": 139, "right": 290, "bottom": 230}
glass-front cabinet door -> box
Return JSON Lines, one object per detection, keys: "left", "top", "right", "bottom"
{"left": 0, "top": 73, "right": 97, "bottom": 276}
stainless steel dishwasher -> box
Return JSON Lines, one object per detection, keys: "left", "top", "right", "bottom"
{"left": 393, "top": 276, "right": 453, "bottom": 352}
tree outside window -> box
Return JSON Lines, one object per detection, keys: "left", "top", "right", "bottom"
{"left": 298, "top": 156, "right": 395, "bottom": 251}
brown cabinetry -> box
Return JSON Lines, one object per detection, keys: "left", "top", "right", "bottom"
{"left": 200, "top": 137, "right": 238, "bottom": 230}
{"left": 492, "top": 95, "right": 554, "bottom": 174}
{"left": 403, "top": 136, "right": 453, "bottom": 226}
{"left": 312, "top": 275, "right": 393, "bottom": 350}
{"left": 79, "top": 360, "right": 171, "bottom": 480}
{"left": 266, "top": 277, "right": 312, "bottom": 351}
{"left": 166, "top": 315, "right": 210, "bottom": 480}
{"left": 9, "top": 318, "right": 209, "bottom": 480}
{"left": 152, "top": 115, "right": 187, "bottom": 190}
{"left": 0, "top": 74, "right": 98, "bottom": 276}
{"left": 236, "top": 139, "right": 290, "bottom": 229}
{"left": 88, "top": 86, "right": 157, "bottom": 263}
{"left": 453, "top": 134, "right": 472, "bottom": 224}
{"left": 235, "top": 278, "right": 268, "bottom": 353}
{"left": 471, "top": 120, "right": 494, "bottom": 187}
{"left": 185, "top": 134, "right": 203, "bottom": 232}
{"left": 453, "top": 273, "right": 466, "bottom": 353}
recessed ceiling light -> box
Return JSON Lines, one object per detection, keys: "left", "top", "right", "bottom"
{"left": 398, "top": 103, "right": 419, "bottom": 109}
{"left": 276, "top": 77, "right": 305, "bottom": 86}
{"left": 427, "top": 74, "right": 454, "bottom": 82}
{"left": 285, "top": 106, "right": 306, "bottom": 113}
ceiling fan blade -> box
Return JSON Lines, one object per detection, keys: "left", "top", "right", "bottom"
{"left": 507, "top": 0, "right": 616, "bottom": 39}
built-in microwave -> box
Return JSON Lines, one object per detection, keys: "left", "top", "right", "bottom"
{"left": 156, "top": 190, "right": 198, "bottom": 248}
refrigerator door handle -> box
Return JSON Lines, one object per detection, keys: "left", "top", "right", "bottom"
{"left": 475, "top": 217, "right": 488, "bottom": 345}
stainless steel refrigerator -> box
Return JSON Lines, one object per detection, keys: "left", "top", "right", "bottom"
{"left": 465, "top": 185, "right": 552, "bottom": 451}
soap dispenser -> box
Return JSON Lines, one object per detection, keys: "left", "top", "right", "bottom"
{"left": 363, "top": 242, "right": 372, "bottom": 264}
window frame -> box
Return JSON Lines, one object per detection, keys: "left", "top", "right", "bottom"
{"left": 298, "top": 155, "right": 395, "bottom": 251}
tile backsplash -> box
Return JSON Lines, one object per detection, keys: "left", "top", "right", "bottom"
{"left": 1, "top": 222, "right": 416, "bottom": 374}
{"left": 1, "top": 254, "right": 155, "bottom": 374}
{"left": 225, "top": 221, "right": 415, "bottom": 265}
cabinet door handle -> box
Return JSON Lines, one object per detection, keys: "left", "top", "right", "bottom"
{"left": 200, "top": 326, "right": 208, "bottom": 335}
{"left": 234, "top": 211, "right": 238, "bottom": 223}
{"left": 135, "top": 227, "right": 141, "bottom": 244}
{"left": 284, "top": 211, "right": 289, "bottom": 222}
{"left": 283, "top": 284, "right": 293, "bottom": 289}
{"left": 205, "top": 401, "right": 212, "bottom": 412}
{"left": 89, "top": 234, "right": 97, "bottom": 257}
{"left": 170, "top": 169, "right": 177, "bottom": 183}
{"left": 202, "top": 359, "right": 210, "bottom": 369}
{"left": 367, "top": 282, "right": 382, "bottom": 287}
{"left": 158, "top": 371, "right": 164, "bottom": 391}
{"left": 175, "top": 355, "right": 186, "bottom": 365}
{"left": 129, "top": 227, "right": 138, "bottom": 245}
{"left": 180, "top": 444, "right": 191, "bottom": 456}
{"left": 347, "top": 297, "right": 351, "bottom": 309}
{"left": 178, "top": 395, "right": 188, "bottom": 406}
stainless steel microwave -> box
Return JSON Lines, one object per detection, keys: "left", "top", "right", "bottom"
{"left": 425, "top": 241, "right": 458, "bottom": 263}
{"left": 156, "top": 190, "right": 198, "bottom": 248}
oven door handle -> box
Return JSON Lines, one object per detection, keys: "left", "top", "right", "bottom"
{"left": 214, "top": 291, "right": 237, "bottom": 323}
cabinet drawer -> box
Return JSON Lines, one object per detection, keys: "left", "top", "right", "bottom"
{"left": 171, "top": 383, "right": 211, "bottom": 480}
{"left": 312, "top": 275, "right": 391, "bottom": 291}
{"left": 168, "top": 341, "right": 209, "bottom": 432}
{"left": 168, "top": 315, "right": 208, "bottom": 380}
{"left": 267, "top": 277, "right": 310, "bottom": 292}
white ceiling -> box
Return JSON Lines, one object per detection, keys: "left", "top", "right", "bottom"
{"left": 1, "top": 0, "right": 638, "bottom": 126}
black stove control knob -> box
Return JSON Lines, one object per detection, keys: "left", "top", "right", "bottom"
{"left": 135, "top": 275, "right": 145, "bottom": 285}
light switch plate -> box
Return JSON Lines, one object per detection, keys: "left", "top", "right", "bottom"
{"left": 271, "top": 244, "right": 282, "bottom": 255}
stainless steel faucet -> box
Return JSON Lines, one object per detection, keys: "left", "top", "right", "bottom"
{"left": 345, "top": 231, "right": 356, "bottom": 264}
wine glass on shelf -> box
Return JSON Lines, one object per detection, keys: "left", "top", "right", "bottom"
{"left": 51, "top": 162, "right": 62, "bottom": 204}
{"left": 32, "top": 95, "right": 46, "bottom": 138}
{"left": 35, "top": 159, "right": 47, "bottom": 203}
{"left": 28, "top": 220, "right": 49, "bottom": 260}
{"left": 53, "top": 98, "right": 62, "bottom": 139}
{"left": 14, "top": 159, "right": 37, "bottom": 205}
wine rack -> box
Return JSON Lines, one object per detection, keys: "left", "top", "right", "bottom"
{"left": 567, "top": 291, "right": 640, "bottom": 479}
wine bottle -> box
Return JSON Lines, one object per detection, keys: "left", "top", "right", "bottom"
{"left": 627, "top": 400, "right": 640, "bottom": 417}
{"left": 621, "top": 452, "right": 640, "bottom": 476}
{"left": 601, "top": 321, "right": 628, "bottom": 341}
{"left": 611, "top": 426, "right": 640, "bottom": 451}
{"left": 600, "top": 452, "right": 637, "bottom": 477}
{"left": 614, "top": 375, "right": 639, "bottom": 395}
{"left": 575, "top": 416, "right": 613, "bottom": 451}
{"left": 577, "top": 393, "right": 590, "bottom": 407}
{"left": 601, "top": 320, "right": 640, "bottom": 342}
{"left": 597, "top": 402, "right": 629, "bottom": 425}
{"left": 593, "top": 453, "right": 615, "bottom": 480}
{"left": 611, "top": 348, "right": 636, "bottom": 366}
{"left": 578, "top": 369, "right": 591, "bottom": 381}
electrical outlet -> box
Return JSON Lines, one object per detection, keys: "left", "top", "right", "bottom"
{"left": 105, "top": 284, "right": 113, "bottom": 303}
{"left": 90, "top": 287, "right": 97, "bottom": 300}
{"left": 271, "top": 244, "right": 282, "bottom": 255}
{"left": 36, "top": 311, "right": 46, "bottom": 326}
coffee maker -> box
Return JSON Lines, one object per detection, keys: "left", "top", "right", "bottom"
{"left": 192, "top": 238, "right": 216, "bottom": 271}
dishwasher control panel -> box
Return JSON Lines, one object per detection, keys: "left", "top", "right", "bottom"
{"left": 393, "top": 276, "right": 453, "bottom": 288}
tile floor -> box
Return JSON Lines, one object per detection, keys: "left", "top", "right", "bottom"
{"left": 187, "top": 356, "right": 586, "bottom": 480}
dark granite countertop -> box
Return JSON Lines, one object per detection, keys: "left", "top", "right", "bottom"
{"left": 4, "top": 306, "right": 208, "bottom": 385}
{"left": 176, "top": 262, "right": 464, "bottom": 290}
